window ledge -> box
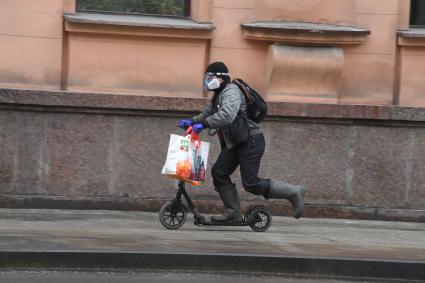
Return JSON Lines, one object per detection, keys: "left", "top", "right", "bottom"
{"left": 241, "top": 21, "right": 370, "bottom": 45}
{"left": 64, "top": 12, "right": 215, "bottom": 39}
{"left": 398, "top": 28, "right": 425, "bottom": 37}
{"left": 398, "top": 28, "right": 425, "bottom": 46}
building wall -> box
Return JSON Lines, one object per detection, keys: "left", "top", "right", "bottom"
{"left": 339, "top": 0, "right": 401, "bottom": 105}
{"left": 399, "top": 46, "right": 425, "bottom": 106}
{"left": 0, "top": 0, "right": 424, "bottom": 106}
{"left": 208, "top": 0, "right": 269, "bottom": 95}
{"left": 0, "top": 0, "right": 65, "bottom": 90}
{"left": 66, "top": 34, "right": 208, "bottom": 96}
{"left": 1, "top": 1, "right": 425, "bottom": 221}
{"left": 0, "top": 89, "right": 424, "bottom": 222}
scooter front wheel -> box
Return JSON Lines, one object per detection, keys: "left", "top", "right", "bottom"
{"left": 159, "top": 201, "right": 187, "bottom": 230}
{"left": 249, "top": 207, "right": 272, "bottom": 232}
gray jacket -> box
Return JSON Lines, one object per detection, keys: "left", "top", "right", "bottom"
{"left": 192, "top": 83, "right": 261, "bottom": 149}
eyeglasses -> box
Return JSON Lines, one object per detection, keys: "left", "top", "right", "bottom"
{"left": 204, "top": 72, "right": 230, "bottom": 80}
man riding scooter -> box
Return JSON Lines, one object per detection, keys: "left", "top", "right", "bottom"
{"left": 179, "top": 62, "right": 306, "bottom": 222}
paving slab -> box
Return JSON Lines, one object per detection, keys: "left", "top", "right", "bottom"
{"left": 0, "top": 209, "right": 424, "bottom": 281}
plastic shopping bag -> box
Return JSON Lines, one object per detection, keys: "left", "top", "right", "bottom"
{"left": 161, "top": 130, "right": 210, "bottom": 186}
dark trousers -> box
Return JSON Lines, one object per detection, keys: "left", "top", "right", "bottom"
{"left": 211, "top": 133, "right": 270, "bottom": 196}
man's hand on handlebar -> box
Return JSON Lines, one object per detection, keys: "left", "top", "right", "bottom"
{"left": 178, "top": 119, "right": 193, "bottom": 129}
{"left": 192, "top": 123, "right": 205, "bottom": 134}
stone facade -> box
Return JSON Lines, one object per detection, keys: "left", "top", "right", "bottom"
{"left": 0, "top": 89, "right": 424, "bottom": 222}
{"left": 0, "top": 1, "right": 425, "bottom": 221}
{"left": 0, "top": 0, "right": 424, "bottom": 106}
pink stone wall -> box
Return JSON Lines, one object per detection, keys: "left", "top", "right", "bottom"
{"left": 399, "top": 46, "right": 425, "bottom": 106}
{"left": 0, "top": 0, "right": 424, "bottom": 106}
{"left": 0, "top": 0, "right": 64, "bottom": 90}
{"left": 339, "top": 0, "right": 401, "bottom": 105}
{"left": 66, "top": 34, "right": 207, "bottom": 96}
{"left": 0, "top": 0, "right": 425, "bottom": 106}
{"left": 253, "top": 0, "right": 357, "bottom": 25}
{"left": 208, "top": 0, "right": 268, "bottom": 95}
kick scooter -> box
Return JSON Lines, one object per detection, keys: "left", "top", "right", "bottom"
{"left": 159, "top": 179, "right": 272, "bottom": 232}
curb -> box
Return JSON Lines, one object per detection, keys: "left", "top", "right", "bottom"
{"left": 0, "top": 251, "right": 424, "bottom": 281}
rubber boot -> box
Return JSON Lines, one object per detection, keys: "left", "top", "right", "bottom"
{"left": 267, "top": 179, "right": 306, "bottom": 219}
{"left": 210, "top": 184, "right": 243, "bottom": 222}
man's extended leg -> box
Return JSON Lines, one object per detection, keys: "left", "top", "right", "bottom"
{"left": 238, "top": 134, "right": 269, "bottom": 196}
{"left": 238, "top": 134, "right": 306, "bottom": 219}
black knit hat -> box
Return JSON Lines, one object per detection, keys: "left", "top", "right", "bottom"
{"left": 205, "top": 61, "right": 229, "bottom": 75}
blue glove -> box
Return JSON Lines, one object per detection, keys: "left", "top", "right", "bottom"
{"left": 192, "top": 123, "right": 205, "bottom": 134}
{"left": 178, "top": 119, "right": 193, "bottom": 128}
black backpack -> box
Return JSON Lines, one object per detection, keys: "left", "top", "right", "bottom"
{"left": 232, "top": 78, "right": 267, "bottom": 123}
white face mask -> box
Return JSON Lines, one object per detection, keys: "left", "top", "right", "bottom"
{"left": 204, "top": 73, "right": 229, "bottom": 91}
{"left": 205, "top": 78, "right": 220, "bottom": 91}
{"left": 203, "top": 72, "right": 229, "bottom": 92}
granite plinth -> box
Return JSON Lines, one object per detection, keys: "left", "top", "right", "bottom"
{"left": 0, "top": 88, "right": 425, "bottom": 221}
{"left": 1, "top": 88, "right": 425, "bottom": 122}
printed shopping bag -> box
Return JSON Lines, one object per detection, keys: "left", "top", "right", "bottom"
{"left": 161, "top": 131, "right": 210, "bottom": 186}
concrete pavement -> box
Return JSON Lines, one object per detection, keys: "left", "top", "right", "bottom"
{"left": 0, "top": 270, "right": 386, "bottom": 283}
{"left": 0, "top": 209, "right": 424, "bottom": 281}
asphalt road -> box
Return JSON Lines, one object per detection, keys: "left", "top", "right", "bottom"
{"left": 0, "top": 270, "right": 386, "bottom": 283}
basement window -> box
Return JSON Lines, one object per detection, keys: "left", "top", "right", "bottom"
{"left": 410, "top": 0, "right": 425, "bottom": 27}
{"left": 77, "top": 0, "right": 190, "bottom": 18}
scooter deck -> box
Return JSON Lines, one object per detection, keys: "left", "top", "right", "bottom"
{"left": 194, "top": 216, "right": 258, "bottom": 226}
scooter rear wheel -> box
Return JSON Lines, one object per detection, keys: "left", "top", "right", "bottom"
{"left": 249, "top": 207, "right": 272, "bottom": 232}
{"left": 159, "top": 201, "right": 187, "bottom": 230}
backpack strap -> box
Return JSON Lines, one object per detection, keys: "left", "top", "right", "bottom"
{"left": 231, "top": 80, "right": 253, "bottom": 140}
{"left": 232, "top": 79, "right": 253, "bottom": 104}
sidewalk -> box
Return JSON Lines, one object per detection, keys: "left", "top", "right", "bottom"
{"left": 0, "top": 209, "right": 424, "bottom": 281}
